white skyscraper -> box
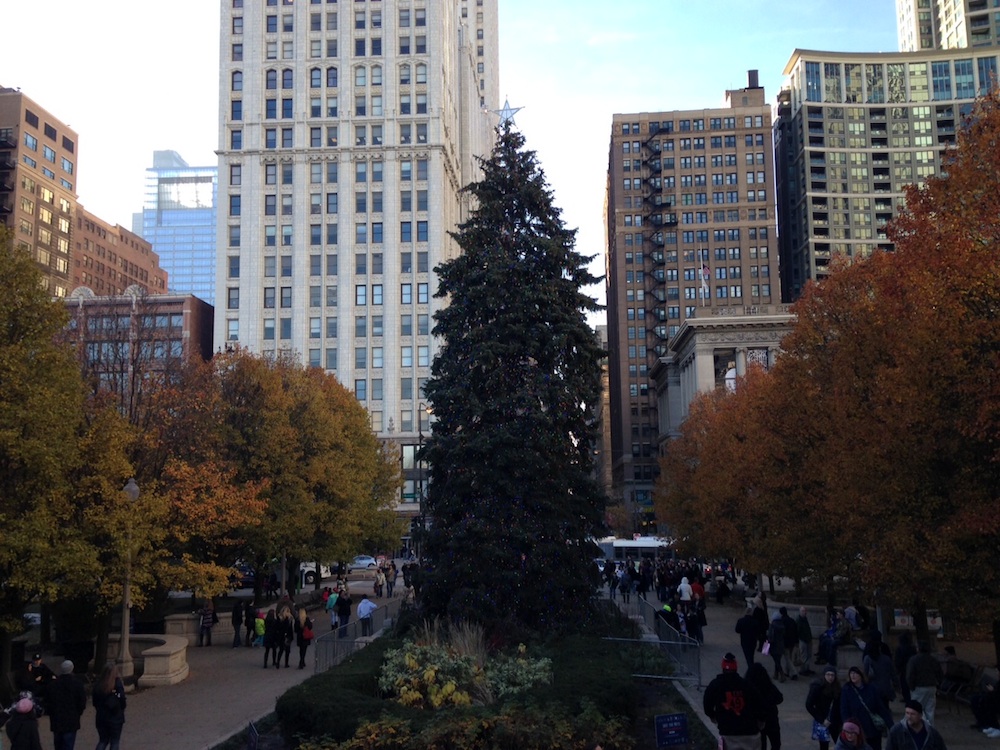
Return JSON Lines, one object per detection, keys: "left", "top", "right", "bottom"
{"left": 216, "top": 0, "right": 497, "bottom": 488}
{"left": 896, "top": 0, "right": 1000, "bottom": 51}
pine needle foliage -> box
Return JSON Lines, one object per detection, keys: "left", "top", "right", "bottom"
{"left": 420, "top": 123, "right": 607, "bottom": 633}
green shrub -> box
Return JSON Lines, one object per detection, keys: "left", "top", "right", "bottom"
{"left": 377, "top": 626, "right": 551, "bottom": 708}
{"left": 280, "top": 612, "right": 643, "bottom": 748}
{"left": 276, "top": 637, "right": 405, "bottom": 743}
{"left": 296, "top": 701, "right": 632, "bottom": 750}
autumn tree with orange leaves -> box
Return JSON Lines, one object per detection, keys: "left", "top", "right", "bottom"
{"left": 658, "top": 88, "right": 1000, "bottom": 650}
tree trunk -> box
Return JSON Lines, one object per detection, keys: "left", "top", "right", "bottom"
{"left": 39, "top": 602, "right": 51, "bottom": 646}
{"left": 93, "top": 609, "right": 112, "bottom": 674}
{"left": 0, "top": 630, "right": 13, "bottom": 703}
{"left": 992, "top": 618, "right": 1000, "bottom": 668}
{"left": 912, "top": 598, "right": 931, "bottom": 648}
{"left": 825, "top": 577, "right": 836, "bottom": 621}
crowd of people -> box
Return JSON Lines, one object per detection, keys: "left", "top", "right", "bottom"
{"left": 2, "top": 655, "right": 124, "bottom": 750}
{"left": 710, "top": 591, "right": 1000, "bottom": 749}
{"left": 602, "top": 558, "right": 997, "bottom": 749}
{"left": 705, "top": 651, "right": 949, "bottom": 750}
{"left": 605, "top": 556, "right": 711, "bottom": 643}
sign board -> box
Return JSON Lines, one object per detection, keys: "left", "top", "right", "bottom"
{"left": 655, "top": 713, "right": 689, "bottom": 748}
{"left": 892, "top": 609, "right": 944, "bottom": 637}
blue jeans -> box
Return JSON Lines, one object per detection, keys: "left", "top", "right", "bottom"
{"left": 53, "top": 730, "right": 78, "bottom": 750}
{"left": 95, "top": 720, "right": 123, "bottom": 750}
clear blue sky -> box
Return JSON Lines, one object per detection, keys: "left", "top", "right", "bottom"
{"left": 0, "top": 0, "right": 898, "bottom": 310}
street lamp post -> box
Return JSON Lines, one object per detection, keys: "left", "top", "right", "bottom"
{"left": 119, "top": 478, "right": 139, "bottom": 680}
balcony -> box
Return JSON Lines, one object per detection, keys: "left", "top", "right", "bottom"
{"left": 646, "top": 233, "right": 665, "bottom": 247}
{"left": 0, "top": 132, "right": 15, "bottom": 149}
{"left": 645, "top": 159, "right": 661, "bottom": 174}
{"left": 647, "top": 251, "right": 665, "bottom": 267}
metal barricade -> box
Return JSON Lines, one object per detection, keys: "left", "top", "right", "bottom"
{"left": 313, "top": 596, "right": 403, "bottom": 673}
{"left": 602, "top": 588, "right": 702, "bottom": 686}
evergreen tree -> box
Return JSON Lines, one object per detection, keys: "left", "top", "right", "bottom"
{"left": 420, "top": 123, "right": 606, "bottom": 633}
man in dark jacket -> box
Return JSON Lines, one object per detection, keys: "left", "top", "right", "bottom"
{"left": 779, "top": 606, "right": 799, "bottom": 680}
{"left": 16, "top": 654, "right": 54, "bottom": 706}
{"left": 886, "top": 699, "right": 947, "bottom": 750}
{"left": 47, "top": 660, "right": 86, "bottom": 750}
{"left": 735, "top": 605, "right": 759, "bottom": 667}
{"left": 231, "top": 601, "right": 243, "bottom": 648}
{"left": 703, "top": 653, "right": 764, "bottom": 750}
{"left": 906, "top": 641, "right": 943, "bottom": 726}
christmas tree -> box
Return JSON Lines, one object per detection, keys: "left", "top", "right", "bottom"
{"left": 420, "top": 121, "right": 607, "bottom": 633}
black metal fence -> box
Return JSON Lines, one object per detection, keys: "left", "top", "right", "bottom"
{"left": 312, "top": 597, "right": 403, "bottom": 673}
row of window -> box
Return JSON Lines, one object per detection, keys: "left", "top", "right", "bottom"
{"left": 225, "top": 309, "right": 433, "bottom": 342}
{"left": 228, "top": 220, "right": 434, "bottom": 250}
{"left": 226, "top": 250, "right": 430, "bottom": 283}
{"left": 227, "top": 120, "right": 430, "bottom": 150}
{"left": 232, "top": 14, "right": 430, "bottom": 56}
{"left": 226, "top": 282, "right": 430, "bottom": 311}
{"left": 619, "top": 115, "right": 766, "bottom": 135}
{"left": 230, "top": 160, "right": 429, "bottom": 190}
{"left": 803, "top": 58, "right": 998, "bottom": 105}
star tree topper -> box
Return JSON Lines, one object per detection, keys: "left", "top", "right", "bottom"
{"left": 490, "top": 97, "right": 523, "bottom": 127}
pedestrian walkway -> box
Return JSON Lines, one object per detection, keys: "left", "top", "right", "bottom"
{"left": 28, "top": 586, "right": 399, "bottom": 750}
{"left": 673, "top": 597, "right": 994, "bottom": 749}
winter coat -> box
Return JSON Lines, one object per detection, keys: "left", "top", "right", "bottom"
{"left": 736, "top": 614, "right": 759, "bottom": 650}
{"left": 294, "top": 616, "right": 314, "bottom": 648}
{"left": 885, "top": 719, "right": 947, "bottom": 750}
{"left": 703, "top": 672, "right": 764, "bottom": 737}
{"left": 841, "top": 682, "right": 892, "bottom": 742}
{"left": 5, "top": 708, "right": 42, "bottom": 750}
{"left": 864, "top": 652, "right": 896, "bottom": 704}
{"left": 806, "top": 677, "right": 842, "bottom": 730}
{"left": 766, "top": 618, "right": 786, "bottom": 657}
{"left": 46, "top": 673, "right": 87, "bottom": 733}
{"left": 92, "top": 678, "right": 127, "bottom": 728}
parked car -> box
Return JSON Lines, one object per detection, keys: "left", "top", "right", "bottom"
{"left": 348, "top": 555, "right": 378, "bottom": 572}
{"left": 230, "top": 563, "right": 256, "bottom": 589}
{"left": 300, "top": 562, "right": 333, "bottom": 585}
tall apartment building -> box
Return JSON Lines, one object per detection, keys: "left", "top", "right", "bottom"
{"left": 136, "top": 151, "right": 217, "bottom": 304}
{"left": 605, "top": 73, "right": 780, "bottom": 532}
{"left": 74, "top": 205, "right": 168, "bottom": 296}
{"left": 897, "top": 0, "right": 1000, "bottom": 51}
{"left": 216, "top": 0, "right": 498, "bottom": 515}
{"left": 775, "top": 48, "right": 998, "bottom": 300}
{"left": 0, "top": 86, "right": 79, "bottom": 297}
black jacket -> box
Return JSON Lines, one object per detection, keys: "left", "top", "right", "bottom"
{"left": 703, "top": 672, "right": 764, "bottom": 736}
{"left": 6, "top": 710, "right": 42, "bottom": 750}
{"left": 92, "top": 678, "right": 126, "bottom": 727}
{"left": 736, "top": 614, "right": 759, "bottom": 647}
{"left": 46, "top": 674, "right": 87, "bottom": 733}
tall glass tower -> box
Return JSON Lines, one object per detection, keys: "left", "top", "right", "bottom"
{"left": 137, "top": 150, "right": 218, "bottom": 304}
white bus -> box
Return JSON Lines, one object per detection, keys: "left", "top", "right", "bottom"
{"left": 596, "top": 536, "right": 674, "bottom": 563}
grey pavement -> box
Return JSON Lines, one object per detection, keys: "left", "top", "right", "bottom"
{"left": 32, "top": 570, "right": 393, "bottom": 750}
{"left": 672, "top": 596, "right": 995, "bottom": 749}
{"left": 27, "top": 580, "right": 995, "bottom": 750}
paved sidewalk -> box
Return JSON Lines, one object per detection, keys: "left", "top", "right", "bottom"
{"left": 32, "top": 582, "right": 393, "bottom": 750}
{"left": 673, "top": 598, "right": 994, "bottom": 749}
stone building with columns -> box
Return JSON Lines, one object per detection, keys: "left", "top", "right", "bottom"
{"left": 650, "top": 304, "right": 795, "bottom": 443}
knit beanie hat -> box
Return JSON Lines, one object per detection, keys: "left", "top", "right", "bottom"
{"left": 722, "top": 652, "right": 738, "bottom": 672}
